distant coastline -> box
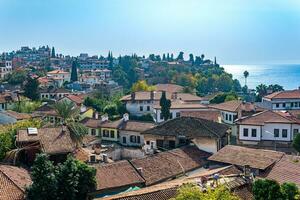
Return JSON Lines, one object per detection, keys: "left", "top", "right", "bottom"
{"left": 222, "top": 64, "right": 300, "bottom": 90}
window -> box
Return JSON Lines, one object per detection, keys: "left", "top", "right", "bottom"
{"left": 251, "top": 129, "right": 257, "bottom": 137}
{"left": 176, "top": 112, "right": 180, "bottom": 118}
{"left": 160, "top": 113, "right": 163, "bottom": 120}
{"left": 274, "top": 129, "right": 279, "bottom": 137}
{"left": 146, "top": 141, "right": 150, "bottom": 145}
{"left": 225, "top": 114, "right": 228, "bottom": 121}
{"left": 282, "top": 129, "right": 288, "bottom": 138}
{"left": 110, "top": 130, "right": 115, "bottom": 138}
{"left": 91, "top": 129, "right": 96, "bottom": 136}
{"left": 295, "top": 102, "right": 299, "bottom": 107}
{"left": 291, "top": 103, "right": 294, "bottom": 107}
{"left": 282, "top": 103, "right": 286, "bottom": 107}
{"left": 130, "top": 135, "right": 136, "bottom": 143}
{"left": 276, "top": 103, "right": 279, "bottom": 108}
{"left": 102, "top": 129, "right": 109, "bottom": 137}
{"left": 229, "top": 114, "right": 232, "bottom": 121}
{"left": 122, "top": 137, "right": 126, "bottom": 144}
{"left": 243, "top": 128, "right": 249, "bottom": 137}
{"left": 170, "top": 113, "right": 173, "bottom": 119}
{"left": 147, "top": 106, "right": 150, "bottom": 111}
{"left": 140, "top": 106, "right": 143, "bottom": 111}
{"left": 137, "top": 136, "right": 141, "bottom": 143}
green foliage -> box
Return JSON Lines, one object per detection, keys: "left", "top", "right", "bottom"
{"left": 26, "top": 154, "right": 96, "bottom": 200}
{"left": 160, "top": 91, "right": 171, "bottom": 121}
{"left": 12, "top": 101, "right": 42, "bottom": 113}
{"left": 24, "top": 76, "right": 40, "bottom": 101}
{"left": 26, "top": 154, "right": 58, "bottom": 200}
{"left": 210, "top": 92, "right": 238, "bottom": 104}
{"left": 281, "top": 182, "right": 299, "bottom": 200}
{"left": 5, "top": 70, "right": 27, "bottom": 85}
{"left": 52, "top": 100, "right": 88, "bottom": 145}
{"left": 129, "top": 114, "right": 154, "bottom": 122}
{"left": 243, "top": 70, "right": 249, "bottom": 86}
{"left": 171, "top": 184, "right": 239, "bottom": 200}
{"left": 0, "top": 133, "right": 13, "bottom": 160}
{"left": 83, "top": 94, "right": 126, "bottom": 118}
{"left": 131, "top": 80, "right": 156, "bottom": 92}
{"left": 256, "top": 84, "right": 284, "bottom": 101}
{"left": 253, "top": 179, "right": 283, "bottom": 200}
{"left": 51, "top": 47, "right": 56, "bottom": 58}
{"left": 293, "top": 134, "right": 300, "bottom": 153}
{"left": 71, "top": 60, "right": 78, "bottom": 82}
{"left": 0, "top": 119, "right": 43, "bottom": 161}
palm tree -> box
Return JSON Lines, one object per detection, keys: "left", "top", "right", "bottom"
{"left": 52, "top": 100, "right": 88, "bottom": 146}
{"left": 243, "top": 70, "right": 249, "bottom": 86}
{"left": 256, "top": 84, "right": 268, "bottom": 101}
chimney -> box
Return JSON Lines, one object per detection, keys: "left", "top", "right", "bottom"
{"left": 101, "top": 114, "right": 108, "bottom": 122}
{"left": 102, "top": 154, "right": 108, "bottom": 163}
{"left": 123, "top": 113, "right": 129, "bottom": 122}
{"left": 150, "top": 91, "right": 154, "bottom": 100}
{"left": 131, "top": 92, "right": 136, "bottom": 100}
{"left": 136, "top": 167, "right": 143, "bottom": 174}
{"left": 94, "top": 111, "right": 99, "bottom": 119}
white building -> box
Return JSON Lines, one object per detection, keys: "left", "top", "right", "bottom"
{"left": 120, "top": 91, "right": 204, "bottom": 120}
{"left": 0, "top": 61, "right": 12, "bottom": 79}
{"left": 47, "top": 70, "right": 71, "bottom": 85}
{"left": 261, "top": 89, "right": 300, "bottom": 110}
{"left": 236, "top": 110, "right": 300, "bottom": 146}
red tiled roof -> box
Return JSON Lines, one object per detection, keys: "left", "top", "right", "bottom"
{"left": 208, "top": 145, "right": 284, "bottom": 170}
{"left": 263, "top": 155, "right": 300, "bottom": 187}
{"left": 0, "top": 165, "right": 32, "bottom": 200}
{"left": 130, "top": 146, "right": 211, "bottom": 186}
{"left": 94, "top": 160, "right": 145, "bottom": 191}
{"left": 181, "top": 110, "right": 220, "bottom": 122}
{"left": 264, "top": 90, "right": 300, "bottom": 100}
{"left": 154, "top": 84, "right": 183, "bottom": 93}
{"left": 120, "top": 92, "right": 202, "bottom": 102}
{"left": 5, "top": 110, "right": 32, "bottom": 120}
{"left": 65, "top": 94, "right": 84, "bottom": 105}
{"left": 236, "top": 110, "right": 300, "bottom": 125}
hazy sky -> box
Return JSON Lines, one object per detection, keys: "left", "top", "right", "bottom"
{"left": 1, "top": 0, "right": 300, "bottom": 64}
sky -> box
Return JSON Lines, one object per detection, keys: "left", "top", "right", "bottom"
{"left": 0, "top": 0, "right": 300, "bottom": 64}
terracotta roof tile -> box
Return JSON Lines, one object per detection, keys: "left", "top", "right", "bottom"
{"left": 181, "top": 110, "right": 220, "bottom": 122}
{"left": 154, "top": 84, "right": 183, "bottom": 93}
{"left": 236, "top": 110, "right": 299, "bottom": 125}
{"left": 263, "top": 155, "right": 300, "bottom": 187}
{"left": 264, "top": 90, "right": 300, "bottom": 100}
{"left": 142, "top": 117, "right": 229, "bottom": 138}
{"left": 94, "top": 160, "right": 145, "bottom": 191}
{"left": 0, "top": 165, "right": 32, "bottom": 200}
{"left": 130, "top": 146, "right": 211, "bottom": 186}
{"left": 208, "top": 145, "right": 284, "bottom": 170}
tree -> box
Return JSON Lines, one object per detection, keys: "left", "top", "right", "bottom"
{"left": 71, "top": 60, "right": 78, "bottom": 82}
{"left": 52, "top": 100, "right": 88, "bottom": 145}
{"left": 171, "top": 184, "right": 239, "bottom": 200}
{"left": 293, "top": 133, "right": 300, "bottom": 154}
{"left": 253, "top": 179, "right": 283, "bottom": 200}
{"left": 243, "top": 70, "right": 249, "bottom": 86}
{"left": 24, "top": 76, "right": 40, "bottom": 101}
{"left": 189, "top": 54, "right": 194, "bottom": 64}
{"left": 5, "top": 70, "right": 27, "bottom": 85}
{"left": 159, "top": 91, "right": 171, "bottom": 121}
{"left": 232, "top": 79, "right": 242, "bottom": 92}
{"left": 201, "top": 54, "right": 205, "bottom": 61}
{"left": 131, "top": 80, "right": 156, "bottom": 92}
{"left": 0, "top": 133, "right": 13, "bottom": 160}
{"left": 51, "top": 47, "right": 56, "bottom": 58}
{"left": 177, "top": 51, "right": 184, "bottom": 61}
{"left": 268, "top": 84, "right": 284, "bottom": 93}
{"left": 281, "top": 182, "right": 299, "bottom": 200}
{"left": 26, "top": 154, "right": 58, "bottom": 200}
{"left": 256, "top": 84, "right": 268, "bottom": 101}
{"left": 162, "top": 53, "right": 166, "bottom": 61}
{"left": 27, "top": 154, "right": 96, "bottom": 200}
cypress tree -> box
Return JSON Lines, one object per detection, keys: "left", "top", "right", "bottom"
{"left": 24, "top": 76, "right": 40, "bottom": 101}
{"left": 71, "top": 60, "right": 78, "bottom": 82}
{"left": 51, "top": 47, "right": 56, "bottom": 58}
{"left": 159, "top": 91, "right": 171, "bottom": 121}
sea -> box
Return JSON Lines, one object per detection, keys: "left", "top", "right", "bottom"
{"left": 222, "top": 64, "right": 300, "bottom": 90}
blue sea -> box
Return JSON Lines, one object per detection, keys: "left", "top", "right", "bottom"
{"left": 222, "top": 64, "right": 300, "bottom": 90}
